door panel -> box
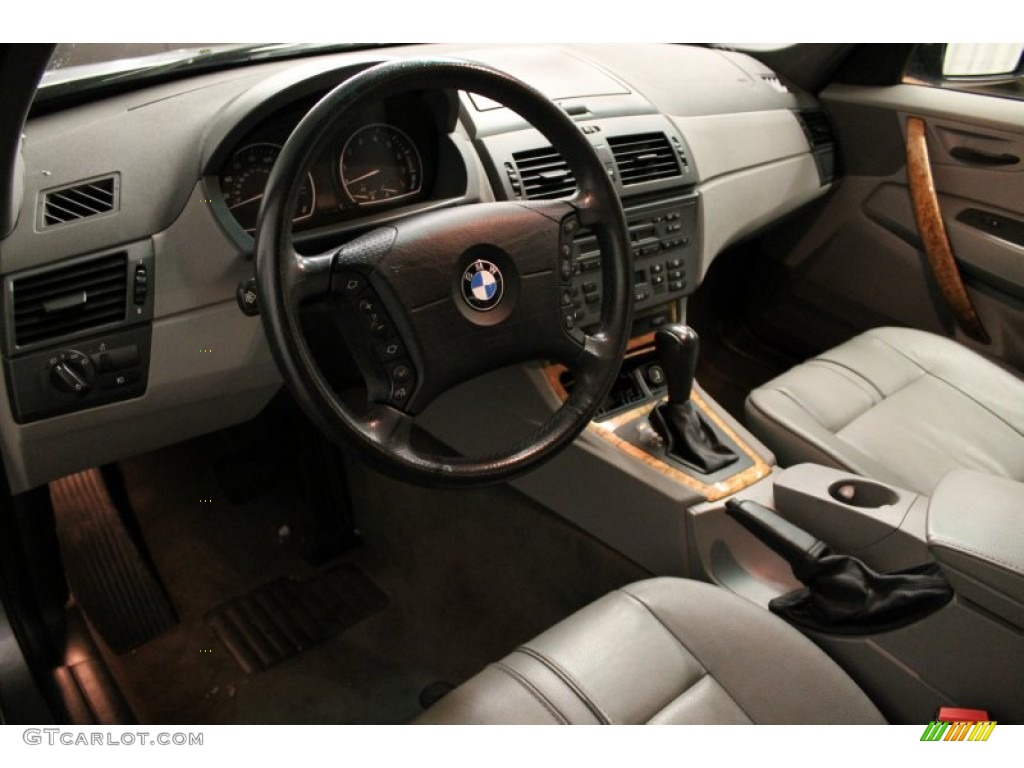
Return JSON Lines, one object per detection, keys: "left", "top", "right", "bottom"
{"left": 757, "top": 80, "right": 1024, "bottom": 370}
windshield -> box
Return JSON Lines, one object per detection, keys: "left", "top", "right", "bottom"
{"left": 34, "top": 43, "right": 390, "bottom": 111}
{"left": 45, "top": 43, "right": 234, "bottom": 73}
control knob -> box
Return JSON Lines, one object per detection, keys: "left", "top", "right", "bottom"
{"left": 49, "top": 350, "right": 94, "bottom": 396}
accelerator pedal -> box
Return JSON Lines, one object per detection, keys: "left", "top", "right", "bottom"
{"left": 50, "top": 468, "right": 177, "bottom": 654}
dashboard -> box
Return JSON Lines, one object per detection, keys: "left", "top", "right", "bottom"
{"left": 0, "top": 44, "right": 834, "bottom": 493}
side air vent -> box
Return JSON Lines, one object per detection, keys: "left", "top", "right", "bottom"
{"left": 12, "top": 252, "right": 128, "bottom": 346}
{"left": 797, "top": 111, "right": 834, "bottom": 148}
{"left": 511, "top": 147, "right": 577, "bottom": 200}
{"left": 608, "top": 133, "right": 680, "bottom": 185}
{"left": 796, "top": 111, "right": 837, "bottom": 185}
{"left": 40, "top": 174, "right": 119, "bottom": 228}
{"left": 760, "top": 74, "right": 790, "bottom": 94}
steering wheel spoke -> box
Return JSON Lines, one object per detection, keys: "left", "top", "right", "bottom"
{"left": 281, "top": 245, "right": 334, "bottom": 305}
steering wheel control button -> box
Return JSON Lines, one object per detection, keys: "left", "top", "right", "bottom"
{"left": 391, "top": 382, "right": 412, "bottom": 404}
{"left": 461, "top": 260, "right": 504, "bottom": 312}
{"left": 390, "top": 363, "right": 413, "bottom": 384}
{"left": 374, "top": 340, "right": 405, "bottom": 363}
{"left": 333, "top": 271, "right": 367, "bottom": 302}
{"left": 236, "top": 278, "right": 260, "bottom": 316}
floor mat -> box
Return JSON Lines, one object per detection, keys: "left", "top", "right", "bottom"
{"left": 94, "top": 422, "right": 649, "bottom": 724}
{"left": 207, "top": 563, "right": 387, "bottom": 675}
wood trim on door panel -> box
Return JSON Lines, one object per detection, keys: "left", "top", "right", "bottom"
{"left": 905, "top": 116, "right": 991, "bottom": 344}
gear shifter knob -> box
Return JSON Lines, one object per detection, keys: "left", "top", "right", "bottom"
{"left": 655, "top": 324, "right": 699, "bottom": 405}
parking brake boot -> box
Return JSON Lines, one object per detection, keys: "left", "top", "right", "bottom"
{"left": 726, "top": 499, "right": 954, "bottom": 635}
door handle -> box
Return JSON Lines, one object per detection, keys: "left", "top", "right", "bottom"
{"left": 950, "top": 146, "right": 1020, "bottom": 166}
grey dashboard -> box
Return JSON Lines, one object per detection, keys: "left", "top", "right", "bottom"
{"left": 0, "top": 43, "right": 832, "bottom": 493}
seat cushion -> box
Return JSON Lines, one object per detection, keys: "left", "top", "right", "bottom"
{"left": 746, "top": 327, "right": 1024, "bottom": 495}
{"left": 415, "top": 578, "right": 884, "bottom": 724}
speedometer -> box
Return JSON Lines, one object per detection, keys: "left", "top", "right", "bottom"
{"left": 340, "top": 124, "right": 422, "bottom": 206}
{"left": 221, "top": 143, "right": 315, "bottom": 232}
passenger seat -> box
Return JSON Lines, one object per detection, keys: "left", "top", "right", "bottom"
{"left": 745, "top": 327, "right": 1024, "bottom": 495}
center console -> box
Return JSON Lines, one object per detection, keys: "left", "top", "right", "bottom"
{"left": 688, "top": 464, "right": 1024, "bottom": 724}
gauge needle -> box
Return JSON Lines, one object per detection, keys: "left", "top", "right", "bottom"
{"left": 229, "top": 193, "right": 264, "bottom": 210}
{"left": 346, "top": 168, "right": 381, "bottom": 185}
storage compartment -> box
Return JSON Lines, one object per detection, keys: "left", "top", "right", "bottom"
{"left": 827, "top": 479, "right": 899, "bottom": 508}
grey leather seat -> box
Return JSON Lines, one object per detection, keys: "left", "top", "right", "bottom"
{"left": 416, "top": 578, "right": 884, "bottom": 724}
{"left": 746, "top": 327, "right": 1024, "bottom": 496}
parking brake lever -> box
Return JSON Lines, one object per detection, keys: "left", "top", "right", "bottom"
{"left": 725, "top": 499, "right": 831, "bottom": 580}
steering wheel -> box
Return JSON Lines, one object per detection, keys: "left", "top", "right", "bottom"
{"left": 256, "top": 59, "right": 633, "bottom": 487}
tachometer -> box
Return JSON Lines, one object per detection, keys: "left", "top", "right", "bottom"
{"left": 340, "top": 124, "right": 422, "bottom": 206}
{"left": 221, "top": 143, "right": 315, "bottom": 232}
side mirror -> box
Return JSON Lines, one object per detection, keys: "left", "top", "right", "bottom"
{"left": 942, "top": 43, "right": 1023, "bottom": 79}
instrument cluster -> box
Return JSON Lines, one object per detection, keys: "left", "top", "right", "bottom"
{"left": 218, "top": 91, "right": 440, "bottom": 235}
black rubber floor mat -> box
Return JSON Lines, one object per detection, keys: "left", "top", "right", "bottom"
{"left": 51, "top": 469, "right": 178, "bottom": 654}
{"left": 205, "top": 563, "right": 387, "bottom": 675}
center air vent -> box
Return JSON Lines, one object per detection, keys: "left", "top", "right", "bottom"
{"left": 12, "top": 252, "right": 128, "bottom": 347}
{"left": 608, "top": 133, "right": 680, "bottom": 185}
{"left": 40, "top": 174, "right": 119, "bottom": 228}
{"left": 511, "top": 147, "right": 577, "bottom": 200}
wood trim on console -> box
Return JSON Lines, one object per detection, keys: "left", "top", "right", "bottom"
{"left": 588, "top": 391, "right": 772, "bottom": 502}
{"left": 544, "top": 328, "right": 772, "bottom": 501}
{"left": 905, "top": 116, "right": 990, "bottom": 344}
{"left": 543, "top": 332, "right": 656, "bottom": 401}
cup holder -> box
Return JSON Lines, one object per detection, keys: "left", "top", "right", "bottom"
{"left": 827, "top": 479, "right": 899, "bottom": 508}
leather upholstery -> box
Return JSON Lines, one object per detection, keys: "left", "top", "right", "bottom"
{"left": 929, "top": 469, "right": 1024, "bottom": 629}
{"left": 415, "top": 578, "right": 884, "bottom": 724}
{"left": 746, "top": 327, "right": 1024, "bottom": 495}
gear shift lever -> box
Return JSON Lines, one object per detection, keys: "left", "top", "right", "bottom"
{"left": 649, "top": 324, "right": 738, "bottom": 474}
{"left": 656, "top": 324, "right": 699, "bottom": 405}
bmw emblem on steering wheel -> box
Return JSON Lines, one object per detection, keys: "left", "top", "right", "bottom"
{"left": 461, "top": 259, "right": 504, "bottom": 312}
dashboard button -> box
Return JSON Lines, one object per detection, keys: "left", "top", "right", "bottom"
{"left": 93, "top": 345, "right": 140, "bottom": 372}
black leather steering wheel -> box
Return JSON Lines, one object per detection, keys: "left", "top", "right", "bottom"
{"left": 256, "top": 59, "right": 633, "bottom": 486}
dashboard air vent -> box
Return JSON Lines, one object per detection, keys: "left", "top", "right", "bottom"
{"left": 41, "top": 175, "right": 119, "bottom": 228}
{"left": 511, "top": 147, "right": 577, "bottom": 200}
{"left": 760, "top": 74, "right": 790, "bottom": 94}
{"left": 797, "top": 111, "right": 834, "bottom": 148}
{"left": 12, "top": 252, "right": 128, "bottom": 346}
{"left": 608, "top": 133, "right": 680, "bottom": 185}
